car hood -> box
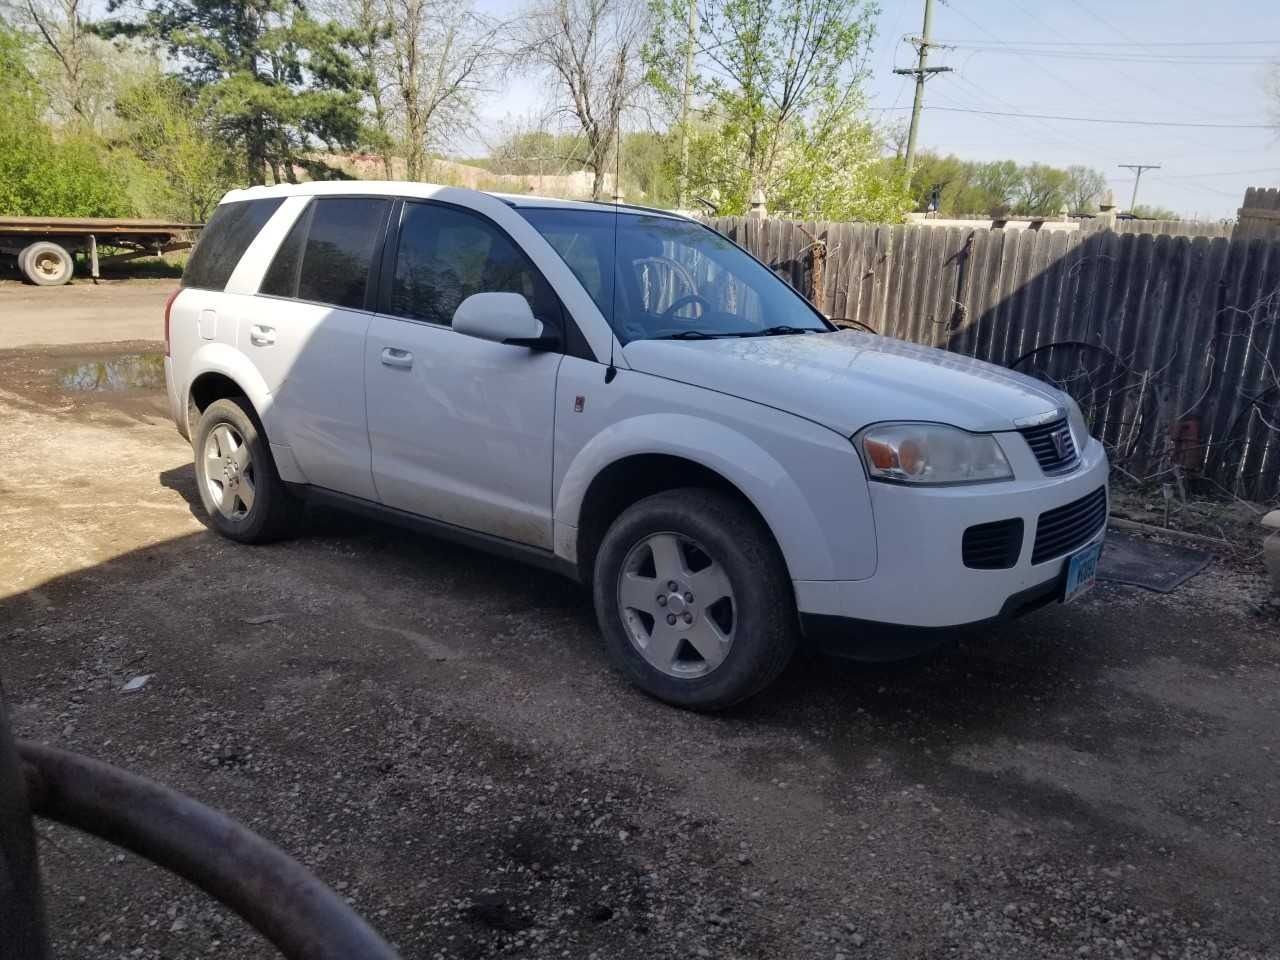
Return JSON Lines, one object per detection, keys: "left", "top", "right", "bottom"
{"left": 622, "top": 330, "right": 1067, "bottom": 435}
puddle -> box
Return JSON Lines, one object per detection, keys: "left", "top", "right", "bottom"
{"left": 58, "top": 354, "right": 164, "bottom": 392}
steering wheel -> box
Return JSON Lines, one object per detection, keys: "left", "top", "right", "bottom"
{"left": 659, "top": 294, "right": 713, "bottom": 324}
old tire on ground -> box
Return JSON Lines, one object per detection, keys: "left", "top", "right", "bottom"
{"left": 593, "top": 487, "right": 797, "bottom": 711}
{"left": 22, "top": 241, "right": 74, "bottom": 286}
{"left": 193, "top": 397, "right": 302, "bottom": 543}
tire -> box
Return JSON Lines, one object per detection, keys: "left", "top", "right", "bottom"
{"left": 16, "top": 243, "right": 38, "bottom": 279}
{"left": 21, "top": 241, "right": 74, "bottom": 286}
{"left": 593, "top": 488, "right": 797, "bottom": 711}
{"left": 192, "top": 397, "right": 301, "bottom": 543}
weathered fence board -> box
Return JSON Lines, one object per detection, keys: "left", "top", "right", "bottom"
{"left": 707, "top": 215, "right": 1280, "bottom": 501}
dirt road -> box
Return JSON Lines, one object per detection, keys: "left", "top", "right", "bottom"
{"left": 0, "top": 279, "right": 172, "bottom": 348}
{"left": 2, "top": 286, "right": 1279, "bottom": 960}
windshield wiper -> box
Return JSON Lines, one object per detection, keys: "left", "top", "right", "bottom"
{"left": 738, "top": 325, "right": 822, "bottom": 337}
{"left": 653, "top": 330, "right": 736, "bottom": 340}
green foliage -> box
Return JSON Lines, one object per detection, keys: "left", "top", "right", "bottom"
{"left": 647, "top": 0, "right": 906, "bottom": 220}
{"left": 113, "top": 70, "right": 242, "bottom": 220}
{"left": 1129, "top": 204, "right": 1180, "bottom": 221}
{"left": 908, "top": 152, "right": 1110, "bottom": 218}
{"left": 0, "top": 27, "right": 131, "bottom": 217}
{"left": 1064, "top": 165, "right": 1107, "bottom": 214}
{"left": 101, "top": 0, "right": 368, "bottom": 184}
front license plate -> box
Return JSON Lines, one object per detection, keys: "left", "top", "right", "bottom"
{"left": 1063, "top": 542, "right": 1102, "bottom": 603}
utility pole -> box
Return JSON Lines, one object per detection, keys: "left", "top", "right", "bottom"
{"left": 677, "top": 0, "right": 698, "bottom": 210}
{"left": 894, "top": 0, "right": 951, "bottom": 186}
{"left": 1118, "top": 163, "right": 1161, "bottom": 214}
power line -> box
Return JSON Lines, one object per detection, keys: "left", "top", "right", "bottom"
{"left": 921, "top": 106, "right": 1274, "bottom": 129}
{"left": 1159, "top": 167, "right": 1280, "bottom": 179}
{"left": 941, "top": 47, "right": 1276, "bottom": 64}
{"left": 939, "top": 38, "right": 1280, "bottom": 47}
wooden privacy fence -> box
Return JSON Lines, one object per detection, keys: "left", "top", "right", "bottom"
{"left": 707, "top": 216, "right": 1280, "bottom": 502}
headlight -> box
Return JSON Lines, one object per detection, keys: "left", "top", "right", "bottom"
{"left": 856, "top": 422, "right": 1013, "bottom": 484}
{"left": 1064, "top": 396, "right": 1090, "bottom": 451}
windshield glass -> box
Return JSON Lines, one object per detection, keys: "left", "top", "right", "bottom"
{"left": 516, "top": 208, "right": 831, "bottom": 343}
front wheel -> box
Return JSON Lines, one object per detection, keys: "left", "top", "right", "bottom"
{"left": 593, "top": 488, "right": 797, "bottom": 711}
{"left": 193, "top": 397, "right": 301, "bottom": 543}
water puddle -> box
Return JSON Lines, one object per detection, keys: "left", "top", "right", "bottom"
{"left": 58, "top": 354, "right": 164, "bottom": 392}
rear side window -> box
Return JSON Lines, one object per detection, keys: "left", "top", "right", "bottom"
{"left": 183, "top": 198, "right": 283, "bottom": 291}
{"left": 261, "top": 197, "right": 390, "bottom": 309}
{"left": 390, "top": 202, "right": 560, "bottom": 327}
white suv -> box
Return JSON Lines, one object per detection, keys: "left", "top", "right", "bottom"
{"left": 165, "top": 183, "right": 1108, "bottom": 710}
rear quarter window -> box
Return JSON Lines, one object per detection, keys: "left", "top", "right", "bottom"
{"left": 260, "top": 197, "right": 391, "bottom": 310}
{"left": 182, "top": 198, "right": 284, "bottom": 291}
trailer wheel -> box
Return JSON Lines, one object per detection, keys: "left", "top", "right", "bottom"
{"left": 16, "top": 243, "right": 38, "bottom": 278}
{"left": 22, "top": 241, "right": 74, "bottom": 286}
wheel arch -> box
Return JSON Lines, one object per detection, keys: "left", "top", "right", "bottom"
{"left": 557, "top": 414, "right": 848, "bottom": 585}
{"left": 184, "top": 347, "right": 274, "bottom": 441}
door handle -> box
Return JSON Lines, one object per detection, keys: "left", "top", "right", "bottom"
{"left": 381, "top": 347, "right": 413, "bottom": 369}
{"left": 249, "top": 324, "right": 275, "bottom": 346}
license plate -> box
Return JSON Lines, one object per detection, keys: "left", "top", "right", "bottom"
{"left": 1063, "top": 542, "right": 1102, "bottom": 603}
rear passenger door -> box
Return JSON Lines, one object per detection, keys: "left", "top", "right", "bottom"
{"left": 251, "top": 196, "right": 392, "bottom": 501}
{"left": 364, "top": 200, "right": 563, "bottom": 548}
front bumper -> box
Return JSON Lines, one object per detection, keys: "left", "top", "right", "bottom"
{"left": 794, "top": 432, "right": 1109, "bottom": 635}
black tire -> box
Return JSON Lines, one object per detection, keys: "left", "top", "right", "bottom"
{"left": 593, "top": 488, "right": 797, "bottom": 711}
{"left": 22, "top": 241, "right": 74, "bottom": 286}
{"left": 192, "top": 397, "right": 301, "bottom": 543}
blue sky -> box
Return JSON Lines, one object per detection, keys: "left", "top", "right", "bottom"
{"left": 475, "top": 0, "right": 1280, "bottom": 219}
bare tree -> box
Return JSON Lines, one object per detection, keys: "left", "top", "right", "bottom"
{"left": 384, "top": 0, "right": 501, "bottom": 181}
{"left": 10, "top": 0, "right": 118, "bottom": 127}
{"left": 514, "top": 0, "right": 648, "bottom": 200}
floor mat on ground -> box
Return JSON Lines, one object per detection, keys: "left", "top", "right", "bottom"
{"left": 1097, "top": 529, "right": 1212, "bottom": 593}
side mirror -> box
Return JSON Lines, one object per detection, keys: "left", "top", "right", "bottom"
{"left": 452, "top": 292, "right": 558, "bottom": 349}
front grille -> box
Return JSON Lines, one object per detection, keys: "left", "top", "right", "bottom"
{"left": 1032, "top": 486, "right": 1107, "bottom": 564}
{"left": 962, "top": 518, "right": 1024, "bottom": 569}
{"left": 1018, "top": 418, "right": 1080, "bottom": 475}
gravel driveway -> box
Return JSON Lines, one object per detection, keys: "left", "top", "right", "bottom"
{"left": 2, "top": 329, "right": 1278, "bottom": 959}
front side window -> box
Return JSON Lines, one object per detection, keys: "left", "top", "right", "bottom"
{"left": 516, "top": 208, "right": 831, "bottom": 343}
{"left": 390, "top": 202, "right": 561, "bottom": 328}
{"left": 183, "top": 197, "right": 283, "bottom": 291}
{"left": 260, "top": 197, "right": 391, "bottom": 309}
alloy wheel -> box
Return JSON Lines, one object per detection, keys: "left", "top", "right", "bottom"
{"left": 203, "top": 423, "right": 255, "bottom": 520}
{"left": 616, "top": 532, "right": 736, "bottom": 679}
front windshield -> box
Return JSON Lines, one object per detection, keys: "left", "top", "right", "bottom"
{"left": 517, "top": 208, "right": 832, "bottom": 343}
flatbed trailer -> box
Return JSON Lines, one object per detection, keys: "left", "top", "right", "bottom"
{"left": 0, "top": 216, "right": 201, "bottom": 286}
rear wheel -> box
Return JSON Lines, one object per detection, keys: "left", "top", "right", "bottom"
{"left": 193, "top": 397, "right": 301, "bottom": 543}
{"left": 593, "top": 488, "right": 797, "bottom": 711}
{"left": 22, "top": 241, "right": 75, "bottom": 286}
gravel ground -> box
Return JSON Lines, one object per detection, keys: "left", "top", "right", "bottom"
{"left": 2, "top": 326, "right": 1279, "bottom": 959}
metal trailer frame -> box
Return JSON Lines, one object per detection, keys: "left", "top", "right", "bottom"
{"left": 0, "top": 682, "right": 400, "bottom": 959}
{"left": 0, "top": 217, "right": 201, "bottom": 285}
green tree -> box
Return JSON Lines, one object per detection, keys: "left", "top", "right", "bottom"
{"left": 0, "top": 26, "right": 131, "bottom": 217}
{"left": 101, "top": 0, "right": 368, "bottom": 185}
{"left": 1129, "top": 203, "right": 1180, "bottom": 220}
{"left": 1015, "top": 163, "right": 1070, "bottom": 216}
{"left": 113, "top": 69, "right": 241, "bottom": 220}
{"left": 1064, "top": 165, "right": 1107, "bottom": 214}
{"left": 648, "top": 0, "right": 905, "bottom": 220}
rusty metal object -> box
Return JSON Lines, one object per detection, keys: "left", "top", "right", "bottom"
{"left": 0, "top": 684, "right": 50, "bottom": 960}
{"left": 0, "top": 217, "right": 201, "bottom": 236}
{"left": 12, "top": 739, "right": 400, "bottom": 960}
